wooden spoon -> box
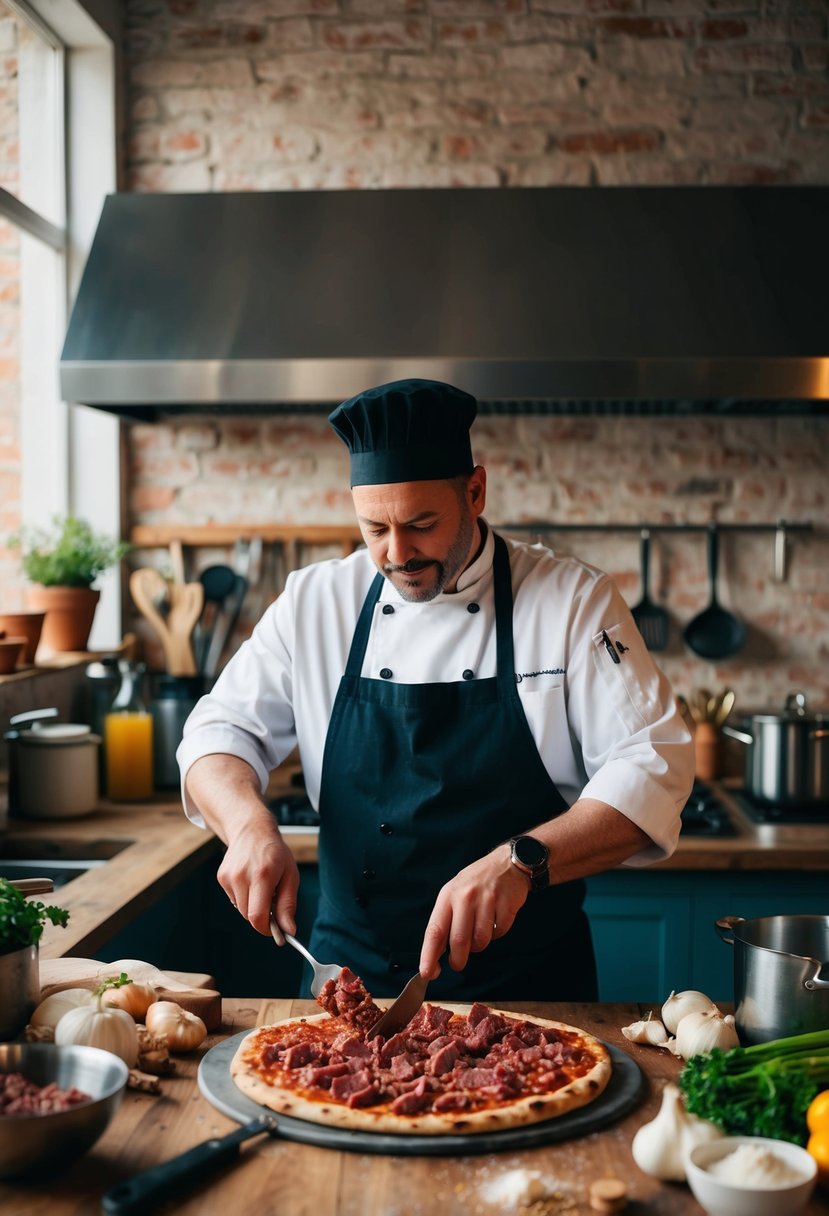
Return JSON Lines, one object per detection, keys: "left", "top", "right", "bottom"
{"left": 130, "top": 568, "right": 201, "bottom": 676}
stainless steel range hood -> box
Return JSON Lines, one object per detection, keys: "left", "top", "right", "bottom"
{"left": 60, "top": 187, "right": 829, "bottom": 420}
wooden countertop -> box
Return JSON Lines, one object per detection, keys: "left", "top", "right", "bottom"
{"left": 3, "top": 778, "right": 829, "bottom": 964}
{"left": 3, "top": 999, "right": 827, "bottom": 1216}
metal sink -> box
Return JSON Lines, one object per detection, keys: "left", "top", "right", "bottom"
{"left": 0, "top": 837, "right": 130, "bottom": 888}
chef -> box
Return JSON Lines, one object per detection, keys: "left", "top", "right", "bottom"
{"left": 178, "top": 379, "right": 694, "bottom": 1001}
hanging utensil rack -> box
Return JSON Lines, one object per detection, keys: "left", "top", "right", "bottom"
{"left": 501, "top": 519, "right": 813, "bottom": 584}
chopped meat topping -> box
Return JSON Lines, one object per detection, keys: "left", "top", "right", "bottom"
{"left": 0, "top": 1073, "right": 92, "bottom": 1116}
{"left": 317, "top": 967, "right": 383, "bottom": 1033}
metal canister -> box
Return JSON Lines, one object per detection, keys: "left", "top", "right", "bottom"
{"left": 716, "top": 914, "right": 829, "bottom": 1044}
{"left": 150, "top": 674, "right": 206, "bottom": 789}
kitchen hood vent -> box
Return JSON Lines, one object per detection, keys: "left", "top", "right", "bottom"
{"left": 60, "top": 187, "right": 829, "bottom": 419}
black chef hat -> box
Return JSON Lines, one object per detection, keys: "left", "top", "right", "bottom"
{"left": 328, "top": 379, "right": 478, "bottom": 487}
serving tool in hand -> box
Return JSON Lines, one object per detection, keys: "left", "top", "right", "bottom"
{"left": 269, "top": 914, "right": 342, "bottom": 997}
{"left": 371, "top": 970, "right": 431, "bottom": 1040}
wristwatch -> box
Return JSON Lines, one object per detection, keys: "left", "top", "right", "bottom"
{"left": 508, "top": 835, "right": 550, "bottom": 892}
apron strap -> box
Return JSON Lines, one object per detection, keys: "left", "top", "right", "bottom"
{"left": 344, "top": 571, "right": 384, "bottom": 677}
{"left": 492, "top": 534, "right": 517, "bottom": 689}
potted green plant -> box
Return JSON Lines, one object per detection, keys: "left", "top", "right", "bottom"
{"left": 10, "top": 515, "right": 129, "bottom": 654}
{"left": 0, "top": 879, "right": 69, "bottom": 1039}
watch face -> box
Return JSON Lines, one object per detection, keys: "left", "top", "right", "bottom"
{"left": 513, "top": 835, "right": 547, "bottom": 869}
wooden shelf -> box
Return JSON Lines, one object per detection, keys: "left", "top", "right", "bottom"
{"left": 130, "top": 524, "right": 364, "bottom": 557}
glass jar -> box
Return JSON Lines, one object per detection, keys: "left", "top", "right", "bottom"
{"left": 104, "top": 661, "right": 153, "bottom": 801}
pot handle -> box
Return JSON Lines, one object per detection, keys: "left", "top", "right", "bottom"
{"left": 805, "top": 963, "right": 829, "bottom": 992}
{"left": 721, "top": 724, "right": 754, "bottom": 746}
{"left": 715, "top": 915, "right": 745, "bottom": 944}
{"left": 810, "top": 730, "right": 829, "bottom": 741}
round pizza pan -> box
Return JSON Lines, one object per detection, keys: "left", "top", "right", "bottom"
{"left": 198, "top": 1031, "right": 644, "bottom": 1157}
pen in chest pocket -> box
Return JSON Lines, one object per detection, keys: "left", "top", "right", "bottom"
{"left": 601, "top": 629, "right": 621, "bottom": 664}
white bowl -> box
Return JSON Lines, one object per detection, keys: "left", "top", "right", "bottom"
{"left": 686, "top": 1136, "right": 817, "bottom": 1216}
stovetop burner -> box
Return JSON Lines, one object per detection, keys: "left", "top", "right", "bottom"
{"left": 680, "top": 782, "right": 736, "bottom": 837}
{"left": 729, "top": 789, "right": 829, "bottom": 826}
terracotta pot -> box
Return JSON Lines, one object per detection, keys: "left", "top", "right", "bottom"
{"left": 0, "top": 611, "right": 45, "bottom": 664}
{"left": 25, "top": 586, "right": 101, "bottom": 654}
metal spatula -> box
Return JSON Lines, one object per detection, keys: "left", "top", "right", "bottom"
{"left": 630, "top": 529, "right": 669, "bottom": 652}
{"left": 371, "top": 971, "right": 430, "bottom": 1039}
{"left": 269, "top": 914, "right": 342, "bottom": 997}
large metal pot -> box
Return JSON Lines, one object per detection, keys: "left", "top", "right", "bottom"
{"left": 721, "top": 691, "right": 829, "bottom": 807}
{"left": 716, "top": 914, "right": 829, "bottom": 1044}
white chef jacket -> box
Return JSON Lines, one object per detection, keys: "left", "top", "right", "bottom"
{"left": 178, "top": 522, "right": 694, "bottom": 864}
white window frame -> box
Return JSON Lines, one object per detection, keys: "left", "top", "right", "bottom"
{"left": 0, "top": 0, "right": 121, "bottom": 647}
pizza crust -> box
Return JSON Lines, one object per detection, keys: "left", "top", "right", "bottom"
{"left": 230, "top": 1005, "right": 612, "bottom": 1136}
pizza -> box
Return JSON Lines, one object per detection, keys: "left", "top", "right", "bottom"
{"left": 230, "top": 968, "right": 611, "bottom": 1135}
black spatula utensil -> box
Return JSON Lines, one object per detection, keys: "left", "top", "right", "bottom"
{"left": 630, "top": 529, "right": 669, "bottom": 652}
{"left": 683, "top": 523, "right": 747, "bottom": 661}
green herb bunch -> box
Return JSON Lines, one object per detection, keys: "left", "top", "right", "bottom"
{"left": 10, "top": 514, "right": 129, "bottom": 588}
{"left": 679, "top": 1029, "right": 829, "bottom": 1145}
{"left": 0, "top": 878, "right": 70, "bottom": 955}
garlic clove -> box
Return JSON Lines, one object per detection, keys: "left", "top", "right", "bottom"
{"left": 631, "top": 1082, "right": 723, "bottom": 1182}
{"left": 621, "top": 1015, "right": 668, "bottom": 1046}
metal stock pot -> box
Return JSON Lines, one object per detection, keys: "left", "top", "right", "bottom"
{"left": 716, "top": 914, "right": 829, "bottom": 1044}
{"left": 721, "top": 692, "right": 829, "bottom": 807}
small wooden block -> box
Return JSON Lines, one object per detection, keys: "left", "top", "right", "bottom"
{"left": 588, "top": 1178, "right": 627, "bottom": 1214}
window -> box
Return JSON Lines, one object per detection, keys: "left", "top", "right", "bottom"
{"left": 0, "top": 0, "right": 120, "bottom": 647}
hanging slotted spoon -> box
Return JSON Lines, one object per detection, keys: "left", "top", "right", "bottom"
{"left": 630, "top": 529, "right": 669, "bottom": 651}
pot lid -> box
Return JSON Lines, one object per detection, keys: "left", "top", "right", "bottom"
{"left": 20, "top": 723, "right": 96, "bottom": 745}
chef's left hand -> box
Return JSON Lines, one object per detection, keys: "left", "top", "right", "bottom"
{"left": 419, "top": 845, "right": 530, "bottom": 980}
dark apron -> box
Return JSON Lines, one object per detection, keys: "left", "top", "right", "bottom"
{"left": 310, "top": 533, "right": 597, "bottom": 1001}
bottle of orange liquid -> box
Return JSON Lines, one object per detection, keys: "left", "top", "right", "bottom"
{"left": 104, "top": 661, "right": 154, "bottom": 801}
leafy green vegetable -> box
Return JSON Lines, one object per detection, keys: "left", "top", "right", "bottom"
{"left": 679, "top": 1029, "right": 829, "bottom": 1145}
{"left": 0, "top": 878, "right": 70, "bottom": 954}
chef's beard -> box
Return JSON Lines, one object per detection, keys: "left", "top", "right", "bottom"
{"left": 383, "top": 510, "right": 476, "bottom": 603}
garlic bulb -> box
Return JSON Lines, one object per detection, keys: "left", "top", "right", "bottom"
{"left": 674, "top": 1010, "right": 739, "bottom": 1060}
{"left": 54, "top": 991, "right": 138, "bottom": 1066}
{"left": 661, "top": 989, "right": 719, "bottom": 1035}
{"left": 144, "top": 1001, "right": 207, "bottom": 1053}
{"left": 631, "top": 1082, "right": 723, "bottom": 1181}
{"left": 30, "top": 987, "right": 93, "bottom": 1031}
{"left": 621, "top": 1012, "right": 669, "bottom": 1046}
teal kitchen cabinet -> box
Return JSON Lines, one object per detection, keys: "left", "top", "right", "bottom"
{"left": 585, "top": 869, "right": 829, "bottom": 1005}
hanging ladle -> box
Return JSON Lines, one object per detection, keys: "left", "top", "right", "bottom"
{"left": 683, "top": 523, "right": 747, "bottom": 661}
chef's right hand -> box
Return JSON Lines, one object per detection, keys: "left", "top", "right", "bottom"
{"left": 184, "top": 755, "right": 300, "bottom": 939}
{"left": 217, "top": 817, "right": 299, "bottom": 939}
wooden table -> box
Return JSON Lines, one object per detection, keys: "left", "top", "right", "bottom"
{"left": 3, "top": 1000, "right": 829, "bottom": 1215}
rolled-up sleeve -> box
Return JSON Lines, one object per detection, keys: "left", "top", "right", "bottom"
{"left": 176, "top": 590, "right": 298, "bottom": 827}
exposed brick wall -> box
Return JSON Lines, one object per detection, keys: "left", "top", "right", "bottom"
{"left": 128, "top": 412, "right": 829, "bottom": 710}
{"left": 124, "top": 0, "right": 829, "bottom": 189}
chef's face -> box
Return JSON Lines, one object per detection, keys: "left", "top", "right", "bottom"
{"left": 352, "top": 468, "right": 487, "bottom": 602}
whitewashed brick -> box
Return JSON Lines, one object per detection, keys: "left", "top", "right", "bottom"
{"left": 597, "top": 39, "right": 688, "bottom": 76}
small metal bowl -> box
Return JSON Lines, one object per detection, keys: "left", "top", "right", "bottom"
{"left": 0, "top": 1042, "right": 128, "bottom": 1179}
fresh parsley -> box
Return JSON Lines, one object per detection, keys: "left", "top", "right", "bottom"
{"left": 0, "top": 878, "right": 70, "bottom": 954}
{"left": 679, "top": 1029, "right": 829, "bottom": 1145}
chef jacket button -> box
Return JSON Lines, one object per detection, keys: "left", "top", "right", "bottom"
{"left": 379, "top": 822, "right": 394, "bottom": 836}
{"left": 382, "top": 604, "right": 395, "bottom": 615}
{"left": 462, "top": 669, "right": 474, "bottom": 680}
{"left": 363, "top": 868, "right": 375, "bottom": 880}
{"left": 467, "top": 602, "right": 480, "bottom": 614}
{"left": 390, "top": 962, "right": 403, "bottom": 973}
{"left": 380, "top": 667, "right": 393, "bottom": 679}
{"left": 354, "top": 894, "right": 367, "bottom": 908}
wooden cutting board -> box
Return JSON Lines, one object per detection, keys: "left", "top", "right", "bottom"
{"left": 38, "top": 958, "right": 222, "bottom": 1030}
